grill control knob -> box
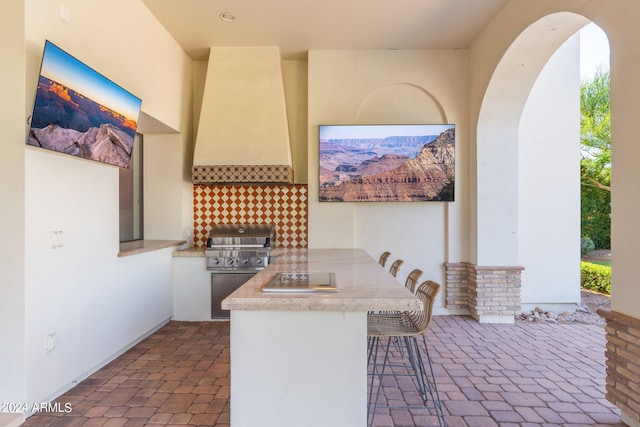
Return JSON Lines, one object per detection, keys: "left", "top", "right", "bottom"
{"left": 210, "top": 258, "right": 221, "bottom": 265}
{"left": 225, "top": 258, "right": 234, "bottom": 266}
{"left": 252, "top": 257, "right": 263, "bottom": 265}
{"left": 240, "top": 257, "right": 249, "bottom": 265}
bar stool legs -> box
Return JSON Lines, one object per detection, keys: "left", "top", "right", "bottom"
{"left": 367, "top": 334, "right": 446, "bottom": 427}
{"left": 367, "top": 280, "right": 446, "bottom": 426}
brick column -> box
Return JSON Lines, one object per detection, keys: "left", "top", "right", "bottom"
{"left": 444, "top": 263, "right": 523, "bottom": 323}
{"left": 470, "top": 266, "right": 523, "bottom": 323}
{"left": 598, "top": 309, "right": 640, "bottom": 427}
{"left": 443, "top": 263, "right": 471, "bottom": 315}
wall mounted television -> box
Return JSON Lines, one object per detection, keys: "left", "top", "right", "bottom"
{"left": 319, "top": 124, "right": 455, "bottom": 202}
{"left": 26, "top": 40, "right": 142, "bottom": 168}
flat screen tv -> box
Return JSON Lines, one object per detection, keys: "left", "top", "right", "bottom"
{"left": 27, "top": 40, "right": 142, "bottom": 168}
{"left": 319, "top": 124, "right": 455, "bottom": 202}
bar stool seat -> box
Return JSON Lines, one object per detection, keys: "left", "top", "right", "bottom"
{"left": 367, "top": 280, "right": 446, "bottom": 427}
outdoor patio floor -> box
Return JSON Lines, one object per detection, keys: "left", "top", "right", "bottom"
{"left": 21, "top": 315, "right": 624, "bottom": 427}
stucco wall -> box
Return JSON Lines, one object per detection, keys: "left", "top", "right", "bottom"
{"left": 283, "top": 60, "right": 309, "bottom": 184}
{"left": 22, "top": 0, "right": 192, "bottom": 406}
{"left": 468, "top": 0, "right": 640, "bottom": 320}
{"left": 518, "top": 34, "right": 581, "bottom": 310}
{"left": 194, "top": 47, "right": 292, "bottom": 167}
{"left": 307, "top": 50, "right": 469, "bottom": 308}
{"left": 6, "top": 0, "right": 640, "bottom": 419}
{"left": 0, "top": 0, "right": 27, "bottom": 414}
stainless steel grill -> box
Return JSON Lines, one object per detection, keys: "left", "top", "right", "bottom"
{"left": 206, "top": 223, "right": 275, "bottom": 319}
{"left": 205, "top": 223, "right": 274, "bottom": 271}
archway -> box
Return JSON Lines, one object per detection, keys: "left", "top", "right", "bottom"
{"left": 455, "top": 12, "right": 592, "bottom": 323}
{"left": 517, "top": 29, "right": 587, "bottom": 312}
{"left": 466, "top": 4, "right": 640, "bottom": 424}
{"left": 475, "top": 12, "right": 590, "bottom": 266}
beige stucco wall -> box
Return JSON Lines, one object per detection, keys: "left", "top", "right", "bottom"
{"left": 283, "top": 60, "right": 309, "bottom": 184}
{"left": 25, "top": 0, "right": 194, "bottom": 241}
{"left": 307, "top": 50, "right": 469, "bottom": 306}
{"left": 5, "top": 0, "right": 640, "bottom": 419}
{"left": 25, "top": 0, "right": 189, "bottom": 132}
{"left": 468, "top": 0, "right": 640, "bottom": 321}
{"left": 518, "top": 34, "right": 581, "bottom": 310}
{"left": 194, "top": 47, "right": 292, "bottom": 167}
{"left": 470, "top": 10, "right": 589, "bottom": 267}
{"left": 21, "top": 0, "right": 193, "bottom": 406}
{"left": 190, "top": 57, "right": 308, "bottom": 185}
{"left": 0, "top": 0, "right": 27, "bottom": 414}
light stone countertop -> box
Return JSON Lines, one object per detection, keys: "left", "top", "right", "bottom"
{"left": 172, "top": 246, "right": 205, "bottom": 257}
{"left": 221, "top": 248, "right": 422, "bottom": 312}
{"left": 119, "top": 240, "right": 186, "bottom": 257}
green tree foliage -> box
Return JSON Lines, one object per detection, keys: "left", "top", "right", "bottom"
{"left": 581, "top": 184, "right": 610, "bottom": 249}
{"left": 580, "top": 67, "right": 610, "bottom": 249}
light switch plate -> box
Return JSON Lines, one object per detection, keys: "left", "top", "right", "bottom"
{"left": 45, "top": 332, "right": 56, "bottom": 353}
{"left": 61, "top": 3, "right": 71, "bottom": 23}
{"left": 50, "top": 230, "right": 63, "bottom": 249}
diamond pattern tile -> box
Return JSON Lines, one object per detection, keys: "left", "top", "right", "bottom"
{"left": 193, "top": 184, "right": 308, "bottom": 248}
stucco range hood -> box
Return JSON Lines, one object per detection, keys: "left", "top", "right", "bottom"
{"left": 193, "top": 46, "right": 294, "bottom": 185}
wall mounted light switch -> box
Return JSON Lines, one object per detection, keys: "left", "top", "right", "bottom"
{"left": 45, "top": 332, "right": 56, "bottom": 353}
{"left": 50, "top": 230, "right": 63, "bottom": 249}
{"left": 61, "top": 3, "right": 71, "bottom": 23}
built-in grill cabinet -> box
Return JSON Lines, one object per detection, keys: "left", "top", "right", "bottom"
{"left": 206, "top": 224, "right": 274, "bottom": 319}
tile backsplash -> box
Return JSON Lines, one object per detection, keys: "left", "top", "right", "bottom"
{"left": 193, "top": 184, "right": 308, "bottom": 248}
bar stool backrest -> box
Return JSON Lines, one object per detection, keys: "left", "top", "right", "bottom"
{"left": 389, "top": 259, "right": 403, "bottom": 277}
{"left": 404, "top": 269, "right": 423, "bottom": 294}
{"left": 378, "top": 251, "right": 391, "bottom": 267}
{"left": 410, "top": 280, "right": 440, "bottom": 334}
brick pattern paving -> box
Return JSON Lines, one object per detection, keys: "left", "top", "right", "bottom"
{"left": 370, "top": 316, "right": 624, "bottom": 426}
{"left": 22, "top": 316, "right": 624, "bottom": 427}
{"left": 23, "top": 322, "right": 230, "bottom": 427}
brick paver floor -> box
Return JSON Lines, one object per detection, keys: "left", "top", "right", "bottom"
{"left": 22, "top": 315, "right": 623, "bottom": 426}
{"left": 370, "top": 315, "right": 623, "bottom": 426}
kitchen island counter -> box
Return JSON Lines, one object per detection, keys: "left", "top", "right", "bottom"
{"left": 221, "top": 247, "right": 421, "bottom": 312}
{"left": 222, "top": 248, "right": 420, "bottom": 427}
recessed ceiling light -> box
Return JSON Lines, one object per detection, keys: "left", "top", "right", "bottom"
{"left": 220, "top": 12, "right": 236, "bottom": 22}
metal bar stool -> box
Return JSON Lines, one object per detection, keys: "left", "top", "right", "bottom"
{"left": 367, "top": 280, "right": 446, "bottom": 427}
{"left": 378, "top": 251, "right": 391, "bottom": 267}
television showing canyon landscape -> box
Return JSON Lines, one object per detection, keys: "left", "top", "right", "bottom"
{"left": 319, "top": 124, "right": 455, "bottom": 202}
{"left": 27, "top": 40, "right": 142, "bottom": 168}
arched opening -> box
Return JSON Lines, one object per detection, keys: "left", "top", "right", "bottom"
{"left": 475, "top": 12, "right": 590, "bottom": 264}
{"left": 473, "top": 12, "right": 614, "bottom": 320}
{"left": 517, "top": 22, "right": 611, "bottom": 316}
{"left": 471, "top": 7, "right": 640, "bottom": 425}
{"left": 517, "top": 29, "right": 582, "bottom": 313}
{"left": 577, "top": 22, "right": 612, "bottom": 313}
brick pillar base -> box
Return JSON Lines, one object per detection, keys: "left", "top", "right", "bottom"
{"left": 444, "top": 263, "right": 523, "bottom": 324}
{"left": 598, "top": 309, "right": 640, "bottom": 427}
{"left": 443, "top": 263, "right": 470, "bottom": 315}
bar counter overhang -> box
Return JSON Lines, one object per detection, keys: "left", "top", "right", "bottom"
{"left": 222, "top": 248, "right": 421, "bottom": 427}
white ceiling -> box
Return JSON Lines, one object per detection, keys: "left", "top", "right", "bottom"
{"left": 141, "top": 0, "right": 508, "bottom": 61}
